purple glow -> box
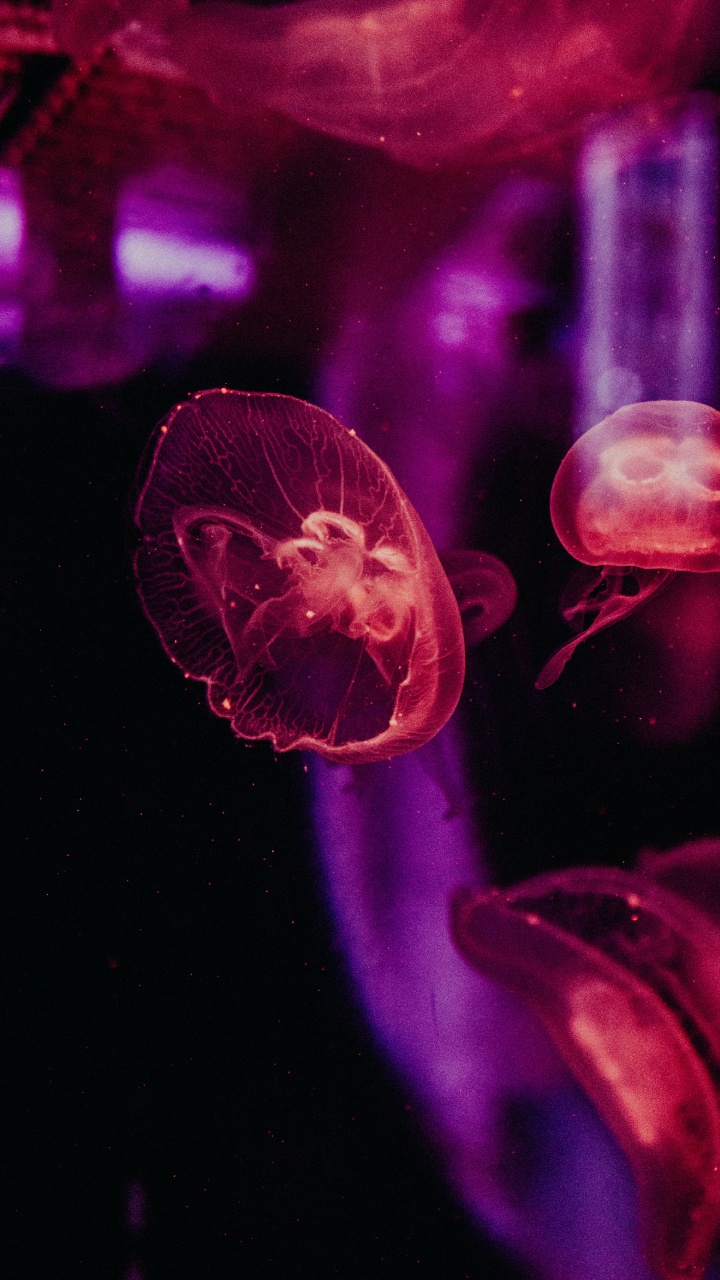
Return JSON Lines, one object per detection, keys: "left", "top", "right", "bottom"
{"left": 126, "top": 1180, "right": 145, "bottom": 1233}
{"left": 114, "top": 167, "right": 254, "bottom": 301}
{"left": 432, "top": 267, "right": 542, "bottom": 358}
{"left": 0, "top": 169, "right": 25, "bottom": 360}
{"left": 320, "top": 177, "right": 561, "bottom": 550}
{"left": 116, "top": 228, "right": 252, "bottom": 298}
{"left": 311, "top": 177, "right": 653, "bottom": 1279}
{"left": 0, "top": 168, "right": 23, "bottom": 269}
{"left": 310, "top": 739, "right": 646, "bottom": 1276}
{"left": 0, "top": 302, "right": 22, "bottom": 358}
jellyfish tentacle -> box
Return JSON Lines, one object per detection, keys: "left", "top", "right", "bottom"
{"left": 535, "top": 565, "right": 675, "bottom": 689}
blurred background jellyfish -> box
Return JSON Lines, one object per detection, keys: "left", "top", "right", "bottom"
{"left": 439, "top": 549, "right": 517, "bottom": 649}
{"left": 537, "top": 398, "right": 720, "bottom": 687}
{"left": 0, "top": 51, "right": 261, "bottom": 388}
{"left": 52, "top": 0, "right": 720, "bottom": 166}
{"left": 113, "top": 166, "right": 255, "bottom": 367}
{"left": 19, "top": 162, "right": 256, "bottom": 388}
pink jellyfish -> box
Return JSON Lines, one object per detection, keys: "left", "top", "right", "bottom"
{"left": 638, "top": 837, "right": 720, "bottom": 922}
{"left": 537, "top": 399, "right": 720, "bottom": 687}
{"left": 452, "top": 864, "right": 720, "bottom": 1280}
{"left": 133, "top": 389, "right": 465, "bottom": 762}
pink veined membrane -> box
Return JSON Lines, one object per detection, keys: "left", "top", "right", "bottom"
{"left": 52, "top": 0, "right": 720, "bottom": 166}
{"left": 452, "top": 867, "right": 720, "bottom": 1280}
{"left": 133, "top": 389, "right": 465, "bottom": 762}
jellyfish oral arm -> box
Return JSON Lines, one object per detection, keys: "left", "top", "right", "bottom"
{"left": 535, "top": 566, "right": 674, "bottom": 690}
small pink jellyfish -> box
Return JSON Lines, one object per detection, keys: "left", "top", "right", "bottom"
{"left": 133, "top": 389, "right": 465, "bottom": 762}
{"left": 537, "top": 400, "right": 720, "bottom": 687}
{"left": 439, "top": 550, "right": 517, "bottom": 648}
{"left": 452, "top": 866, "right": 720, "bottom": 1280}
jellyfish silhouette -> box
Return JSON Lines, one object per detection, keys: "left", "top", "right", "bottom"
{"left": 452, "top": 865, "right": 720, "bottom": 1280}
{"left": 133, "top": 389, "right": 465, "bottom": 762}
{"left": 537, "top": 400, "right": 720, "bottom": 687}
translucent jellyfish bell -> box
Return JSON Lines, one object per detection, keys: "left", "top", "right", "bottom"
{"left": 551, "top": 401, "right": 720, "bottom": 573}
{"left": 133, "top": 390, "right": 465, "bottom": 762}
{"left": 537, "top": 400, "right": 720, "bottom": 688}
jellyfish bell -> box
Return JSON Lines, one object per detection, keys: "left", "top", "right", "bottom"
{"left": 537, "top": 401, "right": 720, "bottom": 688}
{"left": 551, "top": 401, "right": 720, "bottom": 573}
{"left": 133, "top": 389, "right": 465, "bottom": 763}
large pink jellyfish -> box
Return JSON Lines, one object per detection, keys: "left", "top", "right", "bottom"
{"left": 538, "top": 400, "right": 720, "bottom": 687}
{"left": 133, "top": 389, "right": 465, "bottom": 762}
{"left": 52, "top": 0, "right": 720, "bottom": 167}
{"left": 452, "top": 863, "right": 720, "bottom": 1280}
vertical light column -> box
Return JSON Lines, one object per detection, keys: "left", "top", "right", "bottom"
{"left": 578, "top": 96, "right": 718, "bottom": 437}
{"left": 310, "top": 179, "right": 652, "bottom": 1280}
